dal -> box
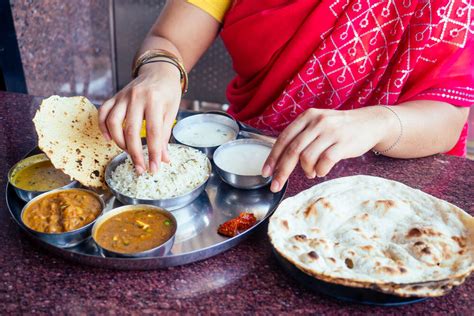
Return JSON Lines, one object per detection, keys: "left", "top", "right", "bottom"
{"left": 94, "top": 209, "right": 175, "bottom": 254}
{"left": 12, "top": 160, "right": 71, "bottom": 191}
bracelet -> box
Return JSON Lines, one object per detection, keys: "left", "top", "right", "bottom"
{"left": 132, "top": 49, "right": 188, "bottom": 94}
{"left": 372, "top": 106, "right": 403, "bottom": 155}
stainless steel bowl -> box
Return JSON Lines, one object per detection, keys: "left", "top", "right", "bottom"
{"left": 91, "top": 204, "right": 177, "bottom": 258}
{"left": 213, "top": 139, "right": 273, "bottom": 190}
{"left": 20, "top": 188, "right": 105, "bottom": 248}
{"left": 8, "top": 153, "right": 80, "bottom": 202}
{"left": 105, "top": 145, "right": 212, "bottom": 210}
{"left": 172, "top": 113, "right": 240, "bottom": 158}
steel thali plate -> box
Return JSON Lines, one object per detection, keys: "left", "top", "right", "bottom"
{"left": 6, "top": 111, "right": 286, "bottom": 270}
{"left": 6, "top": 149, "right": 286, "bottom": 270}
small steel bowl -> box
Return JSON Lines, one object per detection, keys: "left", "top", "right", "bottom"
{"left": 213, "top": 139, "right": 273, "bottom": 190}
{"left": 8, "top": 153, "right": 80, "bottom": 202}
{"left": 105, "top": 145, "right": 212, "bottom": 210}
{"left": 91, "top": 204, "right": 177, "bottom": 258}
{"left": 20, "top": 188, "right": 105, "bottom": 248}
{"left": 172, "top": 113, "right": 240, "bottom": 158}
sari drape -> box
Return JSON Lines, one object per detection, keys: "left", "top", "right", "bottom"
{"left": 221, "top": 1, "right": 474, "bottom": 156}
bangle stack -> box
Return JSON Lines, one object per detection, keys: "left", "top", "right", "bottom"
{"left": 132, "top": 49, "right": 188, "bottom": 94}
{"left": 372, "top": 105, "right": 403, "bottom": 155}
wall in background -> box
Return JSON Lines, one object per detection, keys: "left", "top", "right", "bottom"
{"left": 11, "top": 0, "right": 113, "bottom": 103}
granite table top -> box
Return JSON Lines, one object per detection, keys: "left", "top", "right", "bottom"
{"left": 0, "top": 91, "right": 472, "bottom": 314}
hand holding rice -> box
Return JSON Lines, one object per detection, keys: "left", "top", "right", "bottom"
{"left": 109, "top": 145, "right": 210, "bottom": 199}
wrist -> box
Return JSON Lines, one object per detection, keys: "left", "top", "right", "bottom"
{"left": 371, "top": 105, "right": 402, "bottom": 153}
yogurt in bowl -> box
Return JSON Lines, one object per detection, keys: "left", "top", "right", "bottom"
{"left": 172, "top": 113, "right": 239, "bottom": 158}
{"left": 213, "top": 139, "right": 273, "bottom": 189}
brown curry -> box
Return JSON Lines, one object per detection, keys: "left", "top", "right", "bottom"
{"left": 22, "top": 190, "right": 102, "bottom": 233}
{"left": 94, "top": 209, "right": 174, "bottom": 254}
{"left": 13, "top": 160, "right": 71, "bottom": 191}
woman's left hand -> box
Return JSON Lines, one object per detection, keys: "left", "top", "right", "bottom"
{"left": 262, "top": 106, "right": 396, "bottom": 192}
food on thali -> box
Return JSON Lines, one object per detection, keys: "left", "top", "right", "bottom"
{"left": 109, "top": 144, "right": 210, "bottom": 200}
{"left": 33, "top": 95, "right": 121, "bottom": 189}
{"left": 214, "top": 141, "right": 271, "bottom": 176}
{"left": 12, "top": 159, "right": 72, "bottom": 191}
{"left": 94, "top": 209, "right": 175, "bottom": 254}
{"left": 22, "top": 189, "right": 102, "bottom": 233}
{"left": 218, "top": 212, "right": 257, "bottom": 237}
{"left": 269, "top": 175, "right": 474, "bottom": 297}
{"left": 174, "top": 121, "right": 237, "bottom": 147}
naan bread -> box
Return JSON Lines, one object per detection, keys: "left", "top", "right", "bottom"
{"left": 33, "top": 96, "right": 121, "bottom": 188}
{"left": 269, "top": 175, "right": 473, "bottom": 297}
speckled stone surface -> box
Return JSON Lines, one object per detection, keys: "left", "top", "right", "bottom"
{"left": 11, "top": 0, "right": 113, "bottom": 103}
{"left": 1, "top": 92, "right": 473, "bottom": 314}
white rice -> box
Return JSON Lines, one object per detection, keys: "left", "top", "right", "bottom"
{"left": 109, "top": 144, "right": 210, "bottom": 199}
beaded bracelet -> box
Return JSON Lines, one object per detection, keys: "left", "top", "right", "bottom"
{"left": 372, "top": 106, "right": 403, "bottom": 155}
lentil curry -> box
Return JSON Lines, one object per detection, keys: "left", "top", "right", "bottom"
{"left": 22, "top": 190, "right": 102, "bottom": 233}
{"left": 94, "top": 209, "right": 175, "bottom": 254}
{"left": 13, "top": 160, "right": 71, "bottom": 191}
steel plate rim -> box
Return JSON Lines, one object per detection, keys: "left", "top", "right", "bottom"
{"left": 5, "top": 147, "right": 288, "bottom": 269}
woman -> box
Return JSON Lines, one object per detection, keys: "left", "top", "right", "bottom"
{"left": 99, "top": 0, "right": 472, "bottom": 193}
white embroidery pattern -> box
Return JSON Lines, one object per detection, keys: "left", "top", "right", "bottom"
{"left": 248, "top": 0, "right": 474, "bottom": 132}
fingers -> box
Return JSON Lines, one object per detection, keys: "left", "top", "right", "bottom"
{"left": 300, "top": 136, "right": 335, "bottom": 178}
{"left": 105, "top": 99, "right": 127, "bottom": 150}
{"left": 124, "top": 100, "right": 146, "bottom": 174}
{"left": 160, "top": 111, "right": 176, "bottom": 163}
{"left": 270, "top": 125, "right": 321, "bottom": 192}
{"left": 262, "top": 114, "right": 309, "bottom": 177}
{"left": 314, "top": 144, "right": 344, "bottom": 177}
{"left": 98, "top": 98, "right": 114, "bottom": 141}
{"left": 145, "top": 101, "right": 163, "bottom": 173}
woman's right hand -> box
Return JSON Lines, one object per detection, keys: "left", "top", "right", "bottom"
{"left": 98, "top": 62, "right": 182, "bottom": 174}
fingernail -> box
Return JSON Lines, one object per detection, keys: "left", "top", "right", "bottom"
{"left": 150, "top": 161, "right": 157, "bottom": 174}
{"left": 136, "top": 165, "right": 144, "bottom": 175}
{"left": 270, "top": 179, "right": 280, "bottom": 193}
{"left": 262, "top": 165, "right": 272, "bottom": 177}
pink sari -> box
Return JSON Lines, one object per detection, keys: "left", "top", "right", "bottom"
{"left": 221, "top": 1, "right": 474, "bottom": 156}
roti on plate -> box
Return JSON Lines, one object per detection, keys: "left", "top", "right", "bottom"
{"left": 33, "top": 95, "right": 121, "bottom": 188}
{"left": 269, "top": 175, "right": 473, "bottom": 297}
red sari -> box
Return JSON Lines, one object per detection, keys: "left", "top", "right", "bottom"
{"left": 221, "top": 0, "right": 474, "bottom": 156}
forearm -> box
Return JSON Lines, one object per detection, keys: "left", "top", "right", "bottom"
{"left": 134, "top": 0, "right": 220, "bottom": 72}
{"left": 373, "top": 101, "right": 470, "bottom": 158}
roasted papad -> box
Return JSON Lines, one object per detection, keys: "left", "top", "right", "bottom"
{"left": 33, "top": 95, "right": 121, "bottom": 188}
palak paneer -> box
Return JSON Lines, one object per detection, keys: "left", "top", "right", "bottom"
{"left": 94, "top": 209, "right": 175, "bottom": 254}
{"left": 22, "top": 190, "right": 102, "bottom": 233}
{"left": 13, "top": 160, "right": 72, "bottom": 191}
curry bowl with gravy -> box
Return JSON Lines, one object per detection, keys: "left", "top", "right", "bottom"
{"left": 8, "top": 153, "right": 79, "bottom": 202}
{"left": 20, "top": 188, "right": 105, "bottom": 247}
{"left": 92, "top": 205, "right": 177, "bottom": 258}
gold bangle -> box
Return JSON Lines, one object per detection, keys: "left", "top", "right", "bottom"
{"left": 132, "top": 49, "right": 188, "bottom": 94}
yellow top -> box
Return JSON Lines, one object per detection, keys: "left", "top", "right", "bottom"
{"left": 187, "top": 0, "right": 232, "bottom": 22}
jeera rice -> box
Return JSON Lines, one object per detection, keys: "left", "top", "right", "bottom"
{"left": 109, "top": 145, "right": 210, "bottom": 199}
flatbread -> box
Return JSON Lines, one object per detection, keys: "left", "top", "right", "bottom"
{"left": 268, "top": 175, "right": 473, "bottom": 297}
{"left": 33, "top": 95, "right": 121, "bottom": 188}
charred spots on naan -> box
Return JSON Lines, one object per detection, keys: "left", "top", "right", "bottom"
{"left": 344, "top": 258, "right": 354, "bottom": 269}
{"left": 407, "top": 227, "right": 442, "bottom": 238}
{"left": 359, "top": 245, "right": 373, "bottom": 251}
{"left": 451, "top": 236, "right": 467, "bottom": 249}
{"left": 304, "top": 203, "right": 318, "bottom": 219}
{"left": 375, "top": 200, "right": 396, "bottom": 212}
{"left": 307, "top": 251, "right": 319, "bottom": 260}
{"left": 281, "top": 220, "right": 289, "bottom": 230}
{"left": 293, "top": 234, "right": 307, "bottom": 242}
